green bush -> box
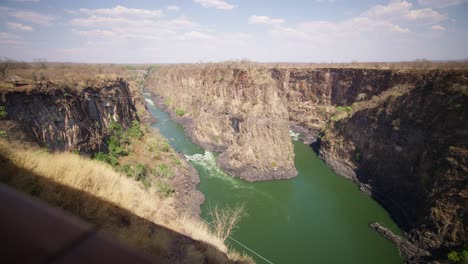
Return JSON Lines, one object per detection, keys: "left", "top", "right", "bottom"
{"left": 94, "top": 152, "right": 119, "bottom": 166}
{"left": 134, "top": 163, "right": 147, "bottom": 181}
{"left": 0, "top": 106, "right": 7, "bottom": 119}
{"left": 448, "top": 245, "right": 468, "bottom": 263}
{"left": 0, "top": 130, "right": 7, "bottom": 138}
{"left": 153, "top": 164, "right": 174, "bottom": 179}
{"left": 164, "top": 98, "right": 172, "bottom": 106}
{"left": 160, "top": 142, "right": 170, "bottom": 152}
{"left": 125, "top": 120, "right": 143, "bottom": 139}
{"left": 175, "top": 108, "right": 186, "bottom": 117}
{"left": 155, "top": 180, "right": 174, "bottom": 198}
{"left": 355, "top": 151, "right": 362, "bottom": 162}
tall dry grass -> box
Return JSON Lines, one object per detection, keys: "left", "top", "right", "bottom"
{"left": 0, "top": 140, "right": 256, "bottom": 263}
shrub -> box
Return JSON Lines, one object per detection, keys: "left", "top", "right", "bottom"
{"left": 164, "top": 98, "right": 172, "bottom": 106}
{"left": 0, "top": 130, "right": 7, "bottom": 138}
{"left": 155, "top": 180, "right": 174, "bottom": 198}
{"left": 160, "top": 142, "right": 170, "bottom": 152}
{"left": 134, "top": 163, "right": 147, "bottom": 181}
{"left": 153, "top": 164, "right": 174, "bottom": 179}
{"left": 175, "top": 108, "right": 186, "bottom": 117}
{"left": 355, "top": 151, "right": 362, "bottom": 162}
{"left": 126, "top": 120, "right": 143, "bottom": 139}
{"left": 0, "top": 105, "right": 7, "bottom": 119}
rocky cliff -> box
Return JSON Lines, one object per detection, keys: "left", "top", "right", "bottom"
{"left": 146, "top": 65, "right": 297, "bottom": 181}
{"left": 146, "top": 64, "right": 467, "bottom": 262}
{"left": 1, "top": 79, "right": 138, "bottom": 153}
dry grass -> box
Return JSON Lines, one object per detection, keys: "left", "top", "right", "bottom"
{"left": 0, "top": 139, "right": 252, "bottom": 263}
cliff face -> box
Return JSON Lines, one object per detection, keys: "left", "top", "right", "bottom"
{"left": 147, "top": 66, "right": 297, "bottom": 181}
{"left": 147, "top": 65, "right": 467, "bottom": 261}
{"left": 1, "top": 79, "right": 138, "bottom": 153}
{"left": 315, "top": 71, "right": 467, "bottom": 261}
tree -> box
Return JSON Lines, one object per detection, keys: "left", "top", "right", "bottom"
{"left": 0, "top": 57, "right": 14, "bottom": 78}
{"left": 208, "top": 203, "right": 246, "bottom": 242}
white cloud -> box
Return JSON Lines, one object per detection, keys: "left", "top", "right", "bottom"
{"left": 8, "top": 0, "right": 40, "bottom": 2}
{"left": 79, "top": 5, "right": 162, "bottom": 18}
{"left": 431, "top": 25, "right": 446, "bottom": 30}
{"left": 194, "top": 0, "right": 236, "bottom": 10}
{"left": 7, "top": 22, "right": 33, "bottom": 31}
{"left": 418, "top": 0, "right": 468, "bottom": 8}
{"left": 0, "top": 32, "right": 22, "bottom": 44}
{"left": 167, "top": 5, "right": 180, "bottom": 11}
{"left": 9, "top": 10, "right": 55, "bottom": 25}
{"left": 407, "top": 8, "right": 447, "bottom": 22}
{"left": 249, "top": 15, "right": 284, "bottom": 25}
{"left": 363, "top": 0, "right": 447, "bottom": 23}
{"left": 180, "top": 31, "right": 214, "bottom": 40}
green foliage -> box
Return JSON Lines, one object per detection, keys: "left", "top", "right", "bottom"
{"left": 0, "top": 130, "right": 7, "bottom": 138}
{"left": 134, "top": 163, "right": 147, "bottom": 181}
{"left": 0, "top": 105, "right": 7, "bottom": 119}
{"left": 164, "top": 98, "right": 172, "bottom": 106}
{"left": 94, "top": 151, "right": 119, "bottom": 166}
{"left": 175, "top": 107, "right": 186, "bottom": 117}
{"left": 155, "top": 180, "right": 174, "bottom": 198}
{"left": 336, "top": 106, "right": 353, "bottom": 113}
{"left": 125, "top": 120, "right": 143, "bottom": 139}
{"left": 448, "top": 245, "right": 468, "bottom": 263}
{"left": 153, "top": 164, "right": 174, "bottom": 179}
{"left": 72, "top": 149, "right": 80, "bottom": 155}
{"left": 122, "top": 164, "right": 133, "bottom": 177}
{"left": 160, "top": 142, "right": 170, "bottom": 152}
{"left": 355, "top": 151, "right": 362, "bottom": 162}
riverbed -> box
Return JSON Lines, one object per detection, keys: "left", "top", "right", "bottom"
{"left": 143, "top": 93, "right": 402, "bottom": 264}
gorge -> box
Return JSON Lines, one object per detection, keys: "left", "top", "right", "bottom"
{"left": 145, "top": 63, "right": 467, "bottom": 263}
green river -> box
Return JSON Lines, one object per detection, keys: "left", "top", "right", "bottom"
{"left": 143, "top": 93, "right": 403, "bottom": 264}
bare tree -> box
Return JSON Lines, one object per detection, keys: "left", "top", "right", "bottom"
{"left": 0, "top": 57, "right": 14, "bottom": 79}
{"left": 208, "top": 203, "right": 246, "bottom": 242}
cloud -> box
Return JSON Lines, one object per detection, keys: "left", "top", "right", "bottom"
{"left": 167, "top": 5, "right": 180, "bottom": 11}
{"left": 249, "top": 15, "right": 285, "bottom": 25}
{"left": 418, "top": 0, "right": 468, "bottom": 8}
{"left": 7, "top": 22, "right": 33, "bottom": 31}
{"left": 180, "top": 31, "right": 214, "bottom": 40}
{"left": 9, "top": 10, "right": 55, "bottom": 25}
{"left": 79, "top": 5, "right": 162, "bottom": 18}
{"left": 70, "top": 6, "right": 202, "bottom": 42}
{"left": 431, "top": 25, "right": 446, "bottom": 30}
{"left": 194, "top": 0, "right": 236, "bottom": 10}
{"left": 407, "top": 8, "right": 447, "bottom": 21}
{"left": 363, "top": 0, "right": 447, "bottom": 23}
{"left": 0, "top": 32, "right": 22, "bottom": 44}
{"left": 8, "top": 0, "right": 40, "bottom": 2}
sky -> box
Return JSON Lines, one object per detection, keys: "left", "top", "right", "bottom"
{"left": 0, "top": 0, "right": 467, "bottom": 63}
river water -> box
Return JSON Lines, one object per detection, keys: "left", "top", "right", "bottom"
{"left": 143, "top": 93, "right": 402, "bottom": 264}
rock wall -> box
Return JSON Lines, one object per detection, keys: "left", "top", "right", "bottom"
{"left": 1, "top": 78, "right": 138, "bottom": 153}
{"left": 146, "top": 66, "right": 297, "bottom": 181}
{"left": 314, "top": 70, "right": 467, "bottom": 262}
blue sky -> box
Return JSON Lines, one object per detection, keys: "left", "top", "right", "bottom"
{"left": 0, "top": 0, "right": 467, "bottom": 63}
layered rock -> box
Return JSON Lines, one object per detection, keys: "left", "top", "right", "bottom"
{"left": 146, "top": 65, "right": 297, "bottom": 181}
{"left": 1, "top": 78, "right": 138, "bottom": 153}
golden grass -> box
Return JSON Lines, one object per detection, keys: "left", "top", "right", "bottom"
{"left": 0, "top": 140, "right": 250, "bottom": 262}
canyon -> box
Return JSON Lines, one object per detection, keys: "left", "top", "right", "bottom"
{"left": 146, "top": 64, "right": 467, "bottom": 262}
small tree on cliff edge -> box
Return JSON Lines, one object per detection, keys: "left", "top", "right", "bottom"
{"left": 208, "top": 203, "right": 246, "bottom": 242}
{"left": 0, "top": 57, "right": 14, "bottom": 79}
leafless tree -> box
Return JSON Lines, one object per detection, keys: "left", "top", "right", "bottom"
{"left": 0, "top": 57, "right": 14, "bottom": 79}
